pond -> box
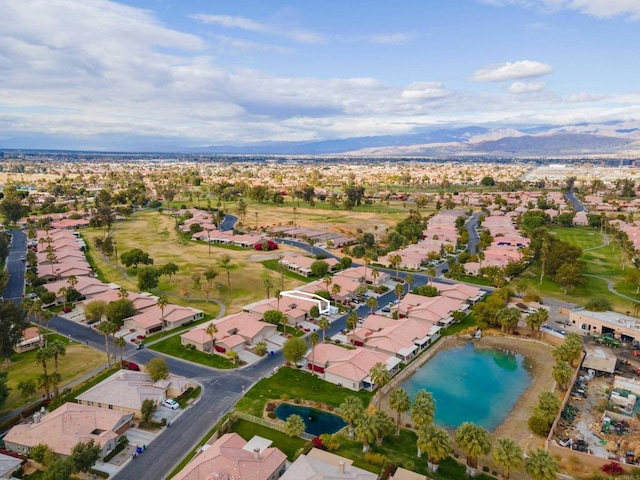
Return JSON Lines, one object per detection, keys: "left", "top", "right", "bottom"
{"left": 274, "top": 403, "right": 346, "bottom": 436}
{"left": 401, "top": 342, "right": 532, "bottom": 430}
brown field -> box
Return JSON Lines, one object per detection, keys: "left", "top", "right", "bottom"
{"left": 82, "top": 210, "right": 307, "bottom": 314}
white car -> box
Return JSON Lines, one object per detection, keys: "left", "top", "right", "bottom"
{"left": 162, "top": 398, "right": 179, "bottom": 410}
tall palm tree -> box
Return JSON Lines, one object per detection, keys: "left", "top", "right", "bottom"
{"left": 366, "top": 296, "right": 378, "bottom": 315}
{"left": 317, "top": 317, "right": 330, "bottom": 343}
{"left": 493, "top": 438, "right": 524, "bottom": 480}
{"left": 48, "top": 340, "right": 66, "bottom": 395}
{"left": 206, "top": 322, "right": 218, "bottom": 355}
{"left": 369, "top": 362, "right": 391, "bottom": 409}
{"left": 339, "top": 396, "right": 364, "bottom": 438}
{"left": 371, "top": 268, "right": 380, "bottom": 284}
{"left": 405, "top": 273, "right": 415, "bottom": 293}
{"left": 114, "top": 336, "right": 126, "bottom": 365}
{"left": 412, "top": 390, "right": 436, "bottom": 456}
{"left": 389, "top": 387, "right": 411, "bottom": 436}
{"left": 498, "top": 307, "right": 522, "bottom": 334}
{"left": 372, "top": 409, "right": 395, "bottom": 445}
{"left": 97, "top": 321, "right": 116, "bottom": 367}
{"left": 117, "top": 288, "right": 129, "bottom": 300}
{"left": 263, "top": 278, "right": 274, "bottom": 298}
{"left": 394, "top": 283, "right": 404, "bottom": 301}
{"left": 37, "top": 373, "right": 52, "bottom": 399}
{"left": 354, "top": 413, "right": 376, "bottom": 453}
{"left": 220, "top": 254, "right": 232, "bottom": 300}
{"left": 156, "top": 294, "right": 169, "bottom": 331}
{"left": 331, "top": 284, "right": 341, "bottom": 304}
{"left": 49, "top": 372, "right": 62, "bottom": 398}
{"left": 275, "top": 290, "right": 282, "bottom": 312}
{"left": 455, "top": 422, "right": 492, "bottom": 471}
{"left": 417, "top": 424, "right": 451, "bottom": 472}
{"left": 346, "top": 312, "right": 358, "bottom": 334}
{"left": 524, "top": 449, "right": 559, "bottom": 480}
{"left": 309, "top": 331, "right": 320, "bottom": 376}
{"left": 426, "top": 266, "right": 436, "bottom": 284}
{"left": 323, "top": 275, "right": 332, "bottom": 291}
{"left": 66, "top": 274, "right": 78, "bottom": 290}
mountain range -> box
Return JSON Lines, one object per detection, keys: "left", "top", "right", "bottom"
{"left": 3, "top": 121, "right": 640, "bottom": 157}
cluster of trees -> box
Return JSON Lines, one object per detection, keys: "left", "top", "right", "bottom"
{"left": 29, "top": 439, "right": 101, "bottom": 480}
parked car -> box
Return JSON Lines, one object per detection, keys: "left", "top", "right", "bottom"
{"left": 162, "top": 398, "right": 179, "bottom": 410}
{"left": 136, "top": 343, "right": 145, "bottom": 350}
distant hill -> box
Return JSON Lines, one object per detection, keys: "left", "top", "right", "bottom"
{"left": 3, "top": 121, "right": 640, "bottom": 157}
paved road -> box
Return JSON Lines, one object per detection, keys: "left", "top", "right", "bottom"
{"left": 465, "top": 212, "right": 482, "bottom": 255}
{"left": 565, "top": 190, "right": 587, "bottom": 212}
{"left": 3, "top": 228, "right": 26, "bottom": 301}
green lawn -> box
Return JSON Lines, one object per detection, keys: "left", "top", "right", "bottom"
{"left": 0, "top": 332, "right": 106, "bottom": 413}
{"left": 232, "top": 419, "right": 308, "bottom": 460}
{"left": 149, "top": 335, "right": 236, "bottom": 369}
{"left": 516, "top": 226, "right": 640, "bottom": 312}
{"left": 448, "top": 274, "right": 494, "bottom": 287}
{"left": 234, "top": 367, "right": 373, "bottom": 417}
{"left": 262, "top": 259, "right": 311, "bottom": 282}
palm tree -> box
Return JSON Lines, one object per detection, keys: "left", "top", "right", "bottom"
{"left": 220, "top": 254, "right": 232, "bottom": 299}
{"left": 37, "top": 373, "right": 52, "bottom": 399}
{"left": 372, "top": 409, "right": 395, "bottom": 445}
{"left": 284, "top": 414, "right": 306, "bottom": 437}
{"left": 526, "top": 311, "right": 544, "bottom": 338}
{"left": 389, "top": 387, "right": 411, "bottom": 436}
{"left": 394, "top": 282, "right": 404, "bottom": 301}
{"left": 455, "top": 422, "right": 492, "bottom": 471}
{"left": 114, "top": 336, "right": 126, "bottom": 365}
{"left": 552, "top": 360, "right": 573, "bottom": 391}
{"left": 323, "top": 275, "right": 332, "bottom": 291}
{"left": 412, "top": 390, "right": 436, "bottom": 456}
{"left": 156, "top": 294, "right": 169, "bottom": 331}
{"left": 66, "top": 274, "right": 78, "bottom": 290}
{"left": 417, "top": 424, "right": 451, "bottom": 472}
{"left": 492, "top": 438, "right": 524, "bottom": 480}
{"left": 426, "top": 266, "right": 436, "bottom": 284}
{"left": 366, "top": 296, "right": 378, "bottom": 315}
{"left": 317, "top": 317, "right": 330, "bottom": 343}
{"left": 524, "top": 449, "right": 559, "bottom": 480}
{"left": 263, "top": 278, "right": 274, "bottom": 298}
{"left": 275, "top": 290, "right": 282, "bottom": 312}
{"left": 97, "top": 321, "right": 116, "bottom": 367}
{"left": 49, "top": 372, "right": 62, "bottom": 398}
{"left": 346, "top": 312, "right": 358, "bottom": 334}
{"left": 35, "top": 346, "right": 54, "bottom": 397}
{"left": 369, "top": 362, "right": 391, "bottom": 409}
{"left": 498, "top": 307, "right": 521, "bottom": 334}
{"left": 117, "top": 287, "right": 129, "bottom": 300}
{"left": 309, "top": 331, "right": 320, "bottom": 376}
{"left": 389, "top": 254, "right": 402, "bottom": 279}
{"left": 49, "top": 339, "right": 66, "bottom": 378}
{"left": 405, "top": 273, "right": 415, "bottom": 293}
{"left": 354, "top": 413, "right": 376, "bottom": 453}
{"left": 331, "top": 284, "right": 341, "bottom": 304}
{"left": 206, "top": 323, "right": 218, "bottom": 355}
{"left": 339, "top": 396, "right": 364, "bottom": 438}
{"left": 371, "top": 268, "right": 380, "bottom": 284}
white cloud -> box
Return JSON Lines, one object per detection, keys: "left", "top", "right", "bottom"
{"left": 190, "top": 13, "right": 325, "bottom": 44}
{"left": 212, "top": 35, "right": 295, "bottom": 55}
{"left": 566, "top": 92, "right": 605, "bottom": 103}
{"left": 508, "top": 81, "right": 546, "bottom": 94}
{"left": 479, "top": 0, "right": 640, "bottom": 20}
{"left": 368, "top": 33, "right": 416, "bottom": 44}
{"left": 401, "top": 82, "right": 450, "bottom": 99}
{"left": 470, "top": 60, "right": 554, "bottom": 82}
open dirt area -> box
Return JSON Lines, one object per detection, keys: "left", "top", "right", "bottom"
{"left": 381, "top": 331, "right": 556, "bottom": 454}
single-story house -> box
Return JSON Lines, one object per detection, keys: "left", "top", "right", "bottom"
{"left": 124, "top": 304, "right": 204, "bottom": 335}
{"left": 306, "top": 343, "right": 401, "bottom": 391}
{"left": 3, "top": 403, "right": 132, "bottom": 460}
{"left": 173, "top": 434, "right": 287, "bottom": 480}
{"left": 281, "top": 448, "right": 377, "bottom": 480}
{"left": 76, "top": 370, "right": 193, "bottom": 419}
{"left": 0, "top": 452, "right": 22, "bottom": 479}
{"left": 181, "top": 313, "right": 276, "bottom": 354}
{"left": 14, "top": 327, "right": 44, "bottom": 353}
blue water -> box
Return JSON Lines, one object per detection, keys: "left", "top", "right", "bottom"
{"left": 401, "top": 342, "right": 532, "bottom": 430}
{"left": 275, "top": 403, "right": 346, "bottom": 436}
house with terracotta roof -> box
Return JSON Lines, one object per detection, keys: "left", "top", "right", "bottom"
{"left": 337, "top": 266, "right": 389, "bottom": 286}
{"left": 37, "top": 261, "right": 92, "bottom": 282}
{"left": 180, "top": 313, "right": 276, "bottom": 354}
{"left": 43, "top": 276, "right": 116, "bottom": 305}
{"left": 14, "top": 326, "right": 44, "bottom": 353}
{"left": 124, "top": 304, "right": 204, "bottom": 335}
{"left": 281, "top": 448, "right": 377, "bottom": 480}
{"left": 3, "top": 403, "right": 132, "bottom": 459}
{"left": 173, "top": 433, "right": 287, "bottom": 480}
{"left": 247, "top": 297, "right": 317, "bottom": 325}
{"left": 433, "top": 282, "right": 485, "bottom": 304}
{"left": 305, "top": 343, "right": 401, "bottom": 391}
{"left": 390, "top": 467, "right": 427, "bottom": 480}
{"left": 347, "top": 315, "right": 440, "bottom": 361}
{"left": 279, "top": 254, "right": 340, "bottom": 277}
{"left": 76, "top": 370, "right": 193, "bottom": 419}
{"left": 398, "top": 293, "right": 467, "bottom": 327}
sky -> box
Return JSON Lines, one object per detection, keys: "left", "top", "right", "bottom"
{"left": 1, "top": 0, "right": 639, "bottom": 150}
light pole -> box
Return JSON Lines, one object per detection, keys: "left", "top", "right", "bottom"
{"left": 113, "top": 240, "right": 118, "bottom": 266}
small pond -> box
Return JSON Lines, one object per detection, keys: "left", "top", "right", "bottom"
{"left": 401, "top": 342, "right": 532, "bottom": 430}
{"left": 275, "top": 403, "right": 346, "bottom": 436}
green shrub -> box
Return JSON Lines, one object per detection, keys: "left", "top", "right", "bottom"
{"left": 528, "top": 414, "right": 552, "bottom": 436}
{"left": 364, "top": 452, "right": 388, "bottom": 467}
